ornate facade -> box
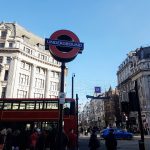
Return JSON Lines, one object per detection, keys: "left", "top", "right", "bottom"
{"left": 117, "top": 47, "right": 150, "bottom": 131}
{"left": 0, "top": 22, "right": 62, "bottom": 98}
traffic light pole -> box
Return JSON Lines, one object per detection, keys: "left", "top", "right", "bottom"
{"left": 135, "top": 80, "right": 145, "bottom": 150}
{"left": 57, "top": 62, "right": 65, "bottom": 150}
{"left": 76, "top": 94, "right": 79, "bottom": 150}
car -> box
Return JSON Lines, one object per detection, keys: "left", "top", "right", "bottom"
{"left": 100, "top": 128, "right": 133, "bottom": 140}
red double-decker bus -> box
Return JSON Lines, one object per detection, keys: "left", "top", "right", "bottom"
{"left": 0, "top": 98, "right": 77, "bottom": 136}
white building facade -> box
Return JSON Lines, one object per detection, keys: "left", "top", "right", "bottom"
{"left": 117, "top": 47, "right": 150, "bottom": 131}
{"left": 0, "top": 22, "right": 62, "bottom": 98}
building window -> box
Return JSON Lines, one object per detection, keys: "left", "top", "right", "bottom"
{"left": 6, "top": 57, "right": 11, "bottom": 64}
{"left": 4, "top": 70, "right": 8, "bottom": 80}
{"left": 35, "top": 78, "right": 45, "bottom": 88}
{"left": 0, "top": 56, "right": 3, "bottom": 63}
{"left": 1, "top": 87, "right": 6, "bottom": 98}
{"left": 36, "top": 67, "right": 40, "bottom": 73}
{"left": 26, "top": 48, "right": 30, "bottom": 53}
{"left": 25, "top": 63, "right": 31, "bottom": 70}
{"left": 9, "top": 42, "right": 13, "bottom": 48}
{"left": 17, "top": 90, "right": 27, "bottom": 98}
{"left": 20, "top": 61, "right": 31, "bottom": 70}
{"left": 50, "top": 71, "right": 55, "bottom": 78}
{"left": 19, "top": 73, "right": 29, "bottom": 85}
{"left": 40, "top": 68, "right": 45, "bottom": 75}
{"left": 0, "top": 43, "right": 5, "bottom": 48}
{"left": 34, "top": 93, "right": 44, "bottom": 98}
{"left": 55, "top": 72, "right": 59, "bottom": 78}
{"left": 36, "top": 67, "right": 45, "bottom": 75}
{"left": 41, "top": 55, "right": 44, "bottom": 60}
{"left": 1, "top": 31, "right": 7, "bottom": 38}
{"left": 50, "top": 82, "right": 59, "bottom": 91}
{"left": 21, "top": 61, "right": 25, "bottom": 68}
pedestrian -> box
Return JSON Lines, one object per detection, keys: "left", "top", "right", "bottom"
{"left": 4, "top": 128, "right": 13, "bottom": 150}
{"left": 12, "top": 129, "right": 21, "bottom": 150}
{"left": 49, "top": 125, "right": 57, "bottom": 150}
{"left": 29, "top": 129, "right": 38, "bottom": 150}
{"left": 67, "top": 129, "right": 77, "bottom": 150}
{"left": 105, "top": 129, "right": 117, "bottom": 150}
{"left": 88, "top": 130, "right": 100, "bottom": 150}
{"left": 55, "top": 129, "right": 69, "bottom": 150}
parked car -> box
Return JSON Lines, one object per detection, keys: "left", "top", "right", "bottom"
{"left": 100, "top": 128, "right": 133, "bottom": 140}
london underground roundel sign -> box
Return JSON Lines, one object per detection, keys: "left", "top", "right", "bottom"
{"left": 45, "top": 30, "right": 84, "bottom": 62}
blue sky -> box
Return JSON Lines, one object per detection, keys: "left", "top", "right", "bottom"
{"left": 1, "top": 0, "right": 150, "bottom": 106}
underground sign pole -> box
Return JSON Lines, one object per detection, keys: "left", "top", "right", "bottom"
{"left": 45, "top": 29, "right": 84, "bottom": 150}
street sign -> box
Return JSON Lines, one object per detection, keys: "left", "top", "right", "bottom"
{"left": 45, "top": 39, "right": 84, "bottom": 49}
{"left": 45, "top": 30, "right": 84, "bottom": 62}
{"left": 95, "top": 87, "right": 101, "bottom": 93}
{"left": 59, "top": 92, "right": 66, "bottom": 104}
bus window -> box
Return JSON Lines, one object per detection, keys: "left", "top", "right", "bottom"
{"left": 43, "top": 101, "right": 58, "bottom": 110}
{"left": 48, "top": 102, "right": 58, "bottom": 109}
{"left": 64, "top": 103, "right": 70, "bottom": 115}
{"left": 19, "top": 103, "right": 26, "bottom": 110}
{"left": 26, "top": 103, "right": 34, "bottom": 110}
{"left": 39, "top": 102, "right": 43, "bottom": 109}
{"left": 3, "top": 103, "right": 12, "bottom": 110}
{"left": 35, "top": 102, "right": 43, "bottom": 110}
{"left": 0, "top": 102, "right": 3, "bottom": 109}
{"left": 12, "top": 103, "right": 19, "bottom": 110}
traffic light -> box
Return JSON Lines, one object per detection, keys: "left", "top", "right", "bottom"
{"left": 121, "top": 101, "right": 129, "bottom": 114}
{"left": 128, "top": 91, "right": 138, "bottom": 111}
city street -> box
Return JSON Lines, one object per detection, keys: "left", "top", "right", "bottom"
{"left": 78, "top": 134, "right": 150, "bottom": 150}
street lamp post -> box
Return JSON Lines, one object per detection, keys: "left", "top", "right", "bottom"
{"left": 76, "top": 94, "right": 79, "bottom": 150}
{"left": 72, "top": 73, "right": 75, "bottom": 99}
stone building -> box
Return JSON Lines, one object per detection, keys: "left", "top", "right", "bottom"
{"left": 104, "top": 87, "right": 121, "bottom": 127}
{"left": 117, "top": 46, "right": 150, "bottom": 131}
{"left": 0, "top": 22, "right": 62, "bottom": 98}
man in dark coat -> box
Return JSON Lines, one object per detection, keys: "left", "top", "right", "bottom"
{"left": 105, "top": 129, "right": 117, "bottom": 150}
{"left": 55, "top": 129, "right": 69, "bottom": 150}
{"left": 88, "top": 130, "right": 100, "bottom": 150}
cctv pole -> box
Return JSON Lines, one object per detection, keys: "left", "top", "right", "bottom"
{"left": 135, "top": 80, "right": 145, "bottom": 150}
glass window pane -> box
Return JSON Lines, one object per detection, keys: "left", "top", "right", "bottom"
{"left": 46, "top": 102, "right": 58, "bottom": 109}
{"left": 39, "top": 103, "right": 43, "bottom": 109}
{"left": 0, "top": 102, "right": 3, "bottom": 109}
{"left": 19, "top": 103, "right": 26, "bottom": 109}
{"left": 12, "top": 103, "right": 19, "bottom": 110}
{"left": 26, "top": 103, "right": 34, "bottom": 110}
{"left": 3, "top": 103, "right": 12, "bottom": 110}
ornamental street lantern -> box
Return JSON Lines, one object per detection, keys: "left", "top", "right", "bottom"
{"left": 45, "top": 29, "right": 84, "bottom": 62}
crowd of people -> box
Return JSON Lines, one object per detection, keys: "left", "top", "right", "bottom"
{"left": 2, "top": 124, "right": 142, "bottom": 150}
{"left": 0, "top": 127, "right": 77, "bottom": 150}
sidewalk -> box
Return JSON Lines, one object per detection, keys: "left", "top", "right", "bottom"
{"left": 133, "top": 135, "right": 150, "bottom": 139}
